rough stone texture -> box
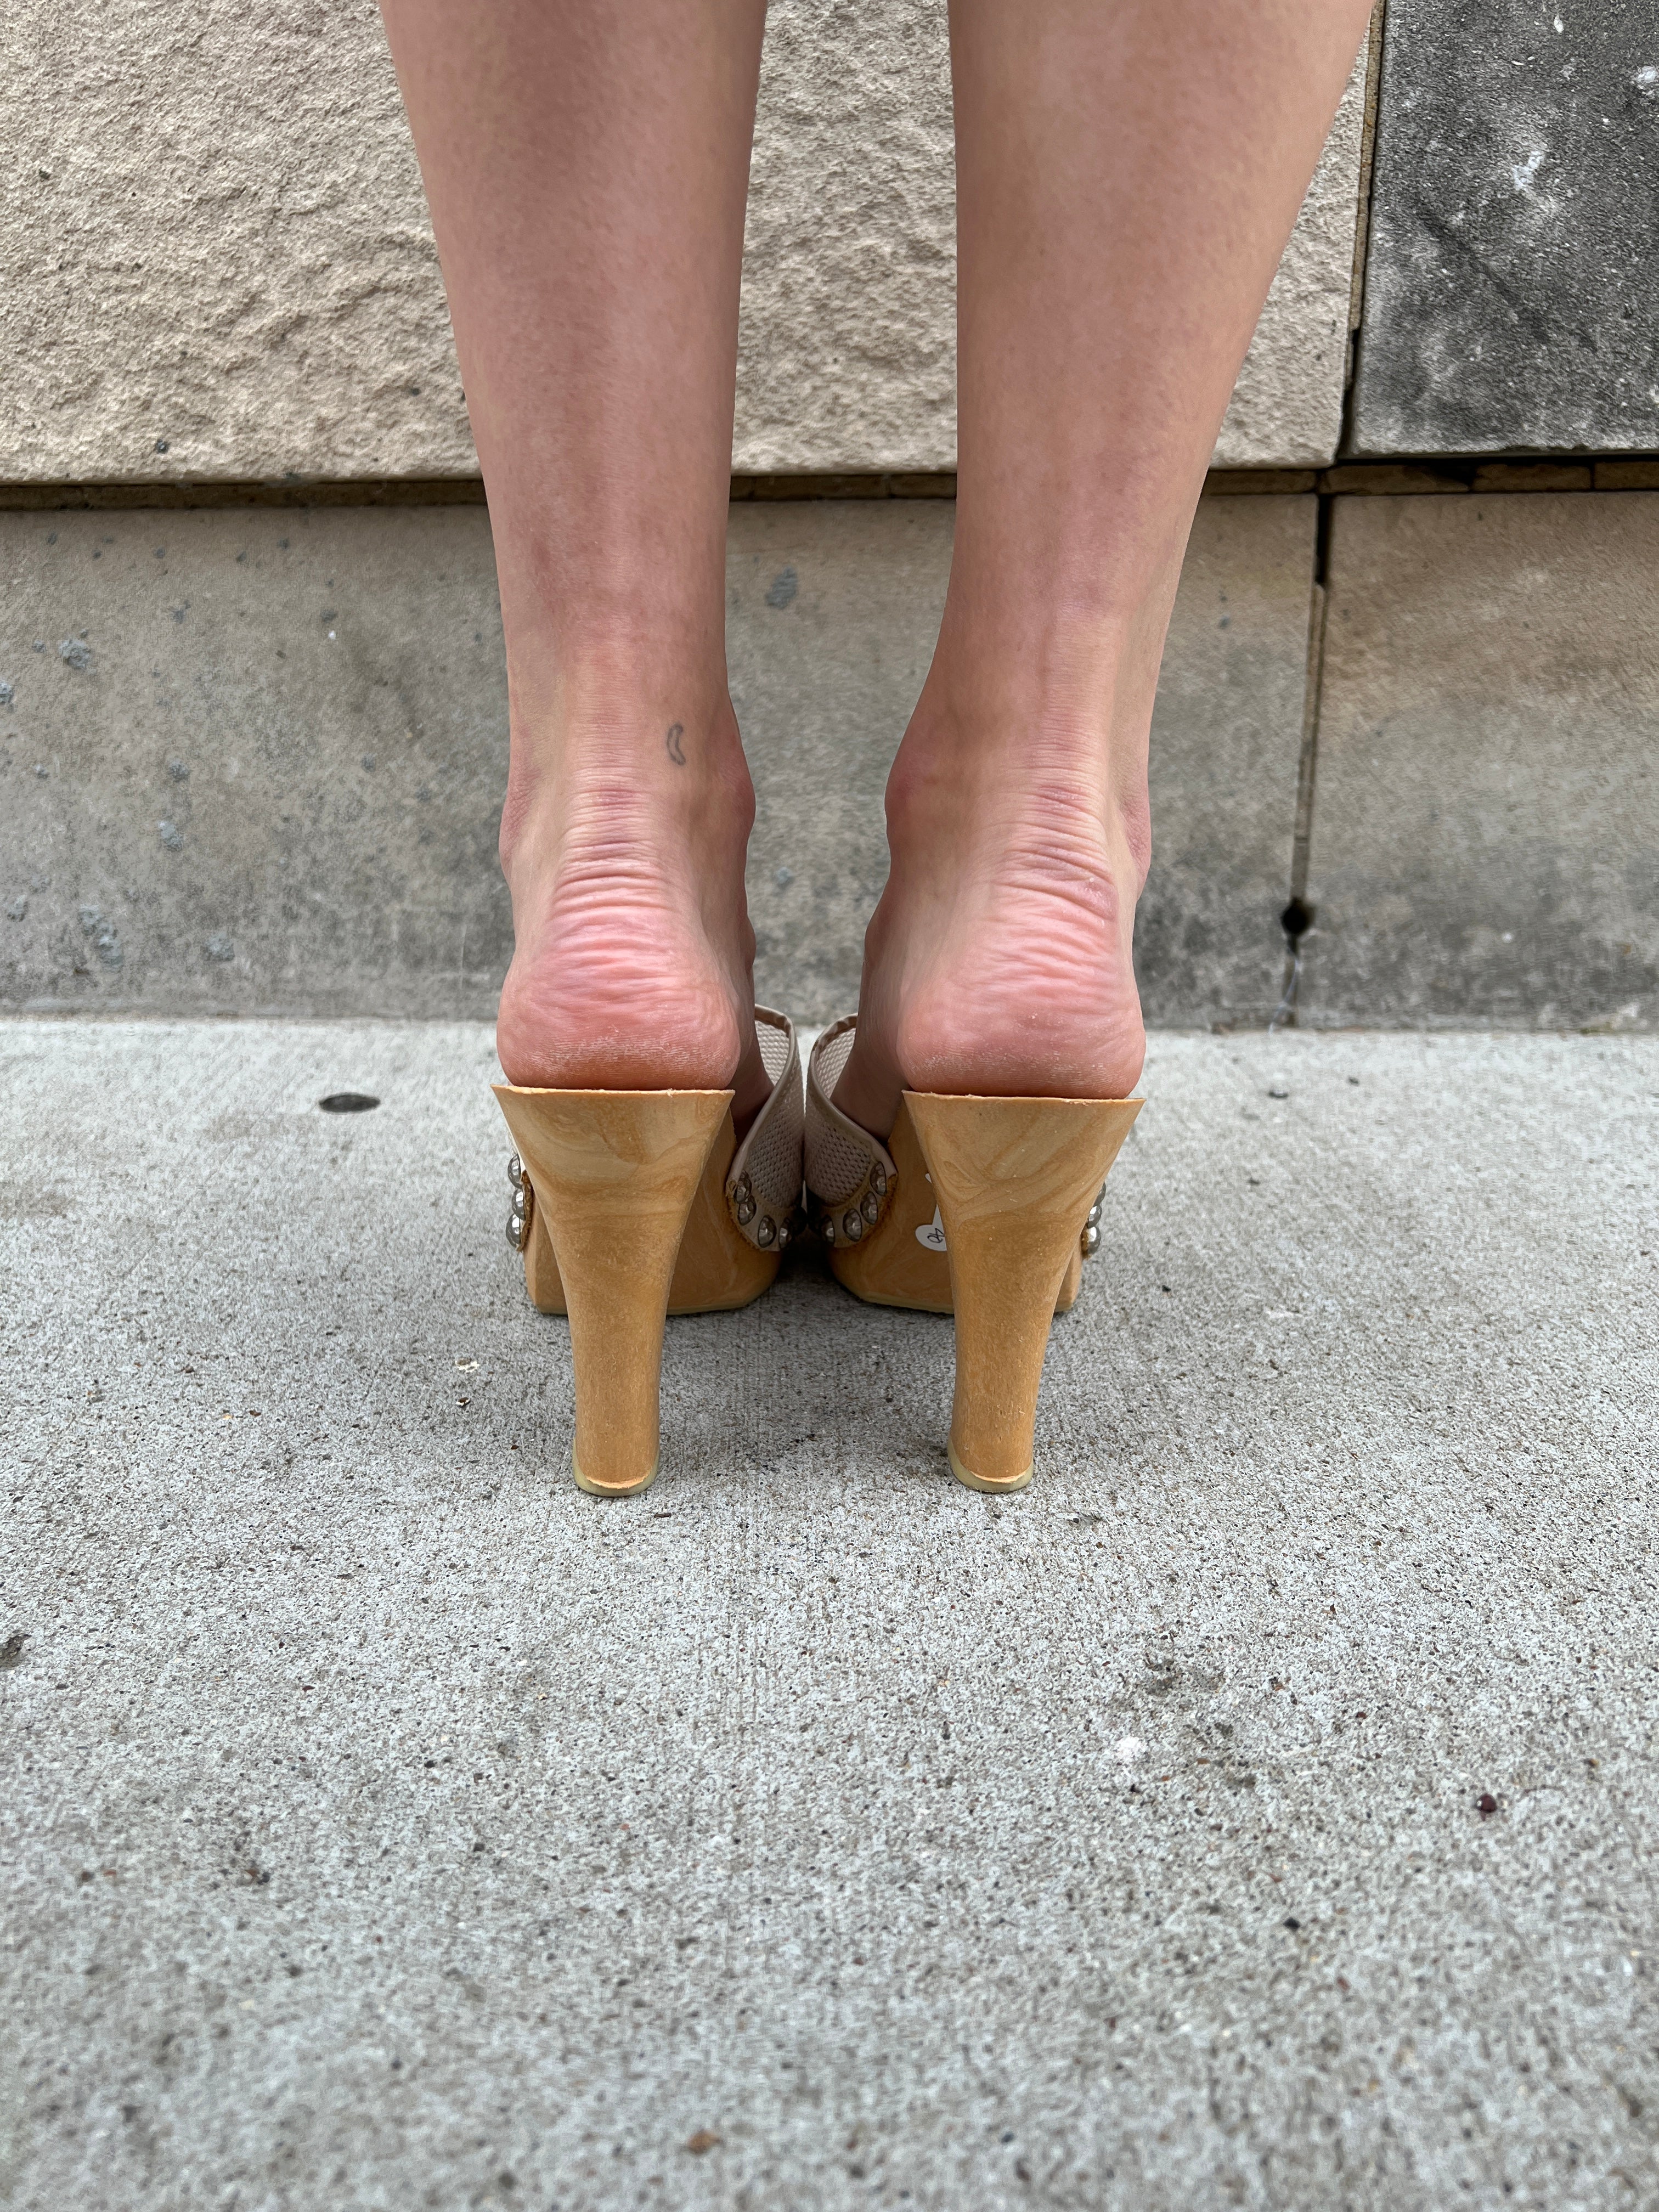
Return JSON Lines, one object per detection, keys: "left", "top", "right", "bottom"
{"left": 3, "top": 1020, "right": 1656, "bottom": 2209}
{"left": 0, "top": 1, "right": 1368, "bottom": 482}
{"left": 0, "top": 496, "right": 1315, "bottom": 1026}
{"left": 735, "top": 0, "right": 958, "bottom": 475}
{"left": 737, "top": 14, "right": 1370, "bottom": 473}
{"left": 1305, "top": 493, "right": 1659, "bottom": 1030}
{"left": 1350, "top": 0, "right": 1659, "bottom": 458}
{"left": 1215, "top": 42, "right": 1371, "bottom": 471}
{"left": 2, "top": 0, "right": 469, "bottom": 485}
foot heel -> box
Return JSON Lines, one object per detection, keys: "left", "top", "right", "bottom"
{"left": 903, "top": 1092, "right": 1141, "bottom": 1493}
{"left": 493, "top": 1087, "right": 733, "bottom": 1495}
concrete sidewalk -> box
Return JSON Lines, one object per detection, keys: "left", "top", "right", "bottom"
{"left": 2, "top": 1021, "right": 1656, "bottom": 2210}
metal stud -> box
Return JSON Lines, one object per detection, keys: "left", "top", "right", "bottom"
{"left": 735, "top": 1173, "right": 753, "bottom": 1203}
{"left": 871, "top": 1165, "right": 888, "bottom": 1198}
{"left": 843, "top": 1209, "right": 864, "bottom": 1243}
{"left": 1081, "top": 1222, "right": 1101, "bottom": 1258}
{"left": 1086, "top": 1201, "right": 1103, "bottom": 1228}
{"left": 776, "top": 1222, "right": 792, "bottom": 1251}
{"left": 506, "top": 1165, "right": 532, "bottom": 1251}
{"left": 757, "top": 1215, "right": 777, "bottom": 1248}
{"left": 861, "top": 1189, "right": 882, "bottom": 1224}
{"left": 735, "top": 1193, "right": 757, "bottom": 1225}
{"left": 821, "top": 1216, "right": 836, "bottom": 1245}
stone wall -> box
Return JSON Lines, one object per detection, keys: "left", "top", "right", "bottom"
{"left": 0, "top": 0, "right": 1369, "bottom": 482}
{"left": 1348, "top": 0, "right": 1659, "bottom": 459}
{"left": 1, "top": 1, "right": 1655, "bottom": 1032}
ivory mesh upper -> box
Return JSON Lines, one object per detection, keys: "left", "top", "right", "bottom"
{"left": 727, "top": 1007, "right": 805, "bottom": 1241}
{"left": 803, "top": 1016, "right": 893, "bottom": 1206}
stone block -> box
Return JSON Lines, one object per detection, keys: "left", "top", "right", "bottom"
{"left": 0, "top": 507, "right": 513, "bottom": 1017}
{"left": 738, "top": 14, "right": 1371, "bottom": 475}
{"left": 730, "top": 501, "right": 949, "bottom": 1020}
{"left": 3, "top": 0, "right": 469, "bottom": 487}
{"left": 738, "top": 494, "right": 1314, "bottom": 1025}
{"left": 0, "top": 495, "right": 1314, "bottom": 1025}
{"left": 1215, "top": 41, "right": 1371, "bottom": 470}
{"left": 1350, "top": 0, "right": 1659, "bottom": 456}
{"left": 1133, "top": 496, "right": 1316, "bottom": 1025}
{"left": 734, "top": 0, "right": 957, "bottom": 475}
{"left": 1305, "top": 492, "right": 1659, "bottom": 1028}
{"left": 0, "top": 1, "right": 1367, "bottom": 483}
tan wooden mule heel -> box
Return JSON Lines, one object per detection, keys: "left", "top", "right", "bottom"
{"left": 494, "top": 1088, "right": 730, "bottom": 1496}
{"left": 496, "top": 1009, "right": 804, "bottom": 1498}
{"left": 803, "top": 1015, "right": 1139, "bottom": 1494}
{"left": 904, "top": 1091, "right": 1139, "bottom": 1493}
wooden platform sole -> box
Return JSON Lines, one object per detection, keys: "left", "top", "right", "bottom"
{"left": 517, "top": 1107, "right": 780, "bottom": 1320}
{"left": 827, "top": 1096, "right": 1084, "bottom": 1316}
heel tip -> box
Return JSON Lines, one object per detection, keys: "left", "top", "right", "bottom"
{"left": 947, "top": 1442, "right": 1033, "bottom": 1494}
{"left": 572, "top": 1448, "right": 660, "bottom": 1498}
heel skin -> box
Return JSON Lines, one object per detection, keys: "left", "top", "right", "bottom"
{"left": 493, "top": 1088, "right": 731, "bottom": 1496}
{"left": 903, "top": 1093, "right": 1141, "bottom": 1494}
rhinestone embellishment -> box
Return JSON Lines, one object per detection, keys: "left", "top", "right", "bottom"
{"left": 506, "top": 1154, "right": 533, "bottom": 1251}
{"left": 809, "top": 1149, "right": 893, "bottom": 1256}
{"left": 1079, "top": 1180, "right": 1107, "bottom": 1260}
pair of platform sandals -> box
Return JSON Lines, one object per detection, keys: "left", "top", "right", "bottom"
{"left": 496, "top": 1008, "right": 1141, "bottom": 1499}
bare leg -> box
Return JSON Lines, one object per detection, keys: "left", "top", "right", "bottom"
{"left": 378, "top": 0, "right": 771, "bottom": 1114}
{"left": 835, "top": 0, "right": 1373, "bottom": 1132}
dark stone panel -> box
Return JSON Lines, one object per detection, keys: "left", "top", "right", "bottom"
{"left": 1350, "top": 0, "right": 1659, "bottom": 456}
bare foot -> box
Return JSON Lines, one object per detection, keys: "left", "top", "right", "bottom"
{"left": 495, "top": 662, "right": 770, "bottom": 1125}
{"left": 833, "top": 679, "right": 1149, "bottom": 1138}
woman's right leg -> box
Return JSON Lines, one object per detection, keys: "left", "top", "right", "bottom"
{"left": 377, "top": 0, "right": 771, "bottom": 1115}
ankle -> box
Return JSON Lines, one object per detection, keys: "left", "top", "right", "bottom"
{"left": 493, "top": 641, "right": 762, "bottom": 1099}
{"left": 499, "top": 654, "right": 752, "bottom": 882}
{"left": 883, "top": 676, "right": 1150, "bottom": 897}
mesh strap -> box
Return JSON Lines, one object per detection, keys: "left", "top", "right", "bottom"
{"left": 803, "top": 1015, "right": 898, "bottom": 1210}
{"left": 725, "top": 1006, "right": 805, "bottom": 1246}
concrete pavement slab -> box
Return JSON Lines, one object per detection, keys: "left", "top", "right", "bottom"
{"left": 2, "top": 1022, "right": 1656, "bottom": 2209}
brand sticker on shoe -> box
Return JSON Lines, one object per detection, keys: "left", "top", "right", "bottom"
{"left": 916, "top": 1206, "right": 947, "bottom": 1253}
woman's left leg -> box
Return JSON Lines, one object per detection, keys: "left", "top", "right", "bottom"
{"left": 834, "top": 0, "right": 1374, "bottom": 1133}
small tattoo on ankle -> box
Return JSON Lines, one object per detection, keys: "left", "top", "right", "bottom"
{"left": 665, "top": 722, "right": 686, "bottom": 766}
